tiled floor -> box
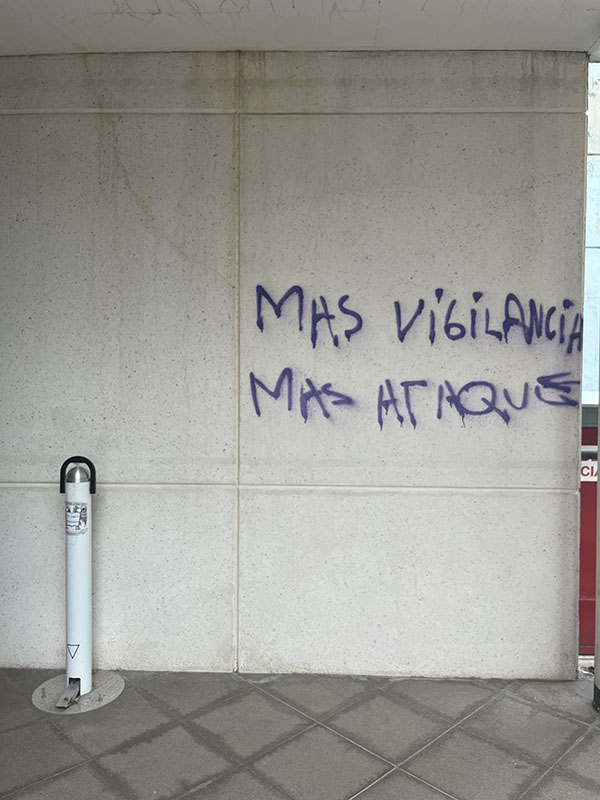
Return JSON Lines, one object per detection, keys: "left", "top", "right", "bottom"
{"left": 1, "top": 667, "right": 599, "bottom": 799}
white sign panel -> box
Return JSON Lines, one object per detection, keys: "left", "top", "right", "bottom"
{"left": 581, "top": 459, "right": 598, "bottom": 482}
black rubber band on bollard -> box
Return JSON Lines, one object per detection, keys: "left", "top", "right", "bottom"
{"left": 594, "top": 683, "right": 600, "bottom": 713}
{"left": 60, "top": 457, "right": 96, "bottom": 494}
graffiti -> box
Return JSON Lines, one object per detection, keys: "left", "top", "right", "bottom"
{"left": 377, "top": 379, "right": 428, "bottom": 429}
{"left": 250, "top": 369, "right": 355, "bottom": 423}
{"left": 394, "top": 291, "right": 582, "bottom": 354}
{"left": 249, "top": 368, "right": 579, "bottom": 426}
{"left": 384, "top": 372, "right": 578, "bottom": 429}
{"left": 256, "top": 284, "right": 582, "bottom": 355}
{"left": 251, "top": 284, "right": 582, "bottom": 428}
{"left": 256, "top": 285, "right": 363, "bottom": 348}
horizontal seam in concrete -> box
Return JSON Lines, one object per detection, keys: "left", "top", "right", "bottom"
{"left": 0, "top": 107, "right": 585, "bottom": 115}
{"left": 237, "top": 485, "right": 580, "bottom": 494}
{"left": 0, "top": 482, "right": 579, "bottom": 493}
{"left": 0, "top": 108, "right": 236, "bottom": 115}
{"left": 241, "top": 108, "right": 586, "bottom": 115}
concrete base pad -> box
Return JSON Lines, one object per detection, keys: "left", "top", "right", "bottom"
{"left": 31, "top": 671, "right": 125, "bottom": 714}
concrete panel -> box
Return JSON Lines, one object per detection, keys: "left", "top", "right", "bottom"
{"left": 0, "top": 52, "right": 236, "bottom": 111}
{"left": 240, "top": 113, "right": 584, "bottom": 488}
{"left": 238, "top": 488, "right": 579, "bottom": 678}
{"left": 0, "top": 113, "right": 236, "bottom": 483}
{"left": 240, "top": 51, "right": 587, "bottom": 113}
{"left": 0, "top": 485, "right": 235, "bottom": 670}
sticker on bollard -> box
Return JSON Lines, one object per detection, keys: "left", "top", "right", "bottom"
{"left": 66, "top": 502, "right": 88, "bottom": 534}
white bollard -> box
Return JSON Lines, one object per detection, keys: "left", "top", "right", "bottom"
{"left": 59, "top": 457, "right": 96, "bottom": 703}
{"left": 32, "top": 460, "right": 124, "bottom": 714}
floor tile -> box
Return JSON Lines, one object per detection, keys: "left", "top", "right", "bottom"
{"left": 0, "top": 720, "right": 85, "bottom": 795}
{"left": 237, "top": 674, "right": 280, "bottom": 686}
{"left": 385, "top": 678, "right": 496, "bottom": 721}
{"left": 0, "top": 669, "right": 58, "bottom": 733}
{"left": 327, "top": 694, "right": 449, "bottom": 763}
{"left": 9, "top": 763, "right": 122, "bottom": 800}
{"left": 253, "top": 725, "right": 389, "bottom": 800}
{"left": 54, "top": 685, "right": 171, "bottom": 755}
{"left": 523, "top": 771, "right": 600, "bottom": 800}
{"left": 189, "top": 769, "right": 288, "bottom": 799}
{"left": 462, "top": 695, "right": 586, "bottom": 765}
{"left": 473, "top": 679, "right": 518, "bottom": 689}
{"left": 0, "top": 668, "right": 60, "bottom": 687}
{"left": 509, "top": 680, "right": 597, "bottom": 723}
{"left": 98, "top": 725, "right": 232, "bottom": 800}
{"left": 120, "top": 670, "right": 164, "bottom": 685}
{"left": 358, "top": 769, "right": 454, "bottom": 799}
{"left": 192, "top": 690, "right": 311, "bottom": 760}
{"left": 554, "top": 729, "right": 600, "bottom": 787}
{"left": 140, "top": 672, "right": 247, "bottom": 716}
{"left": 263, "top": 674, "right": 372, "bottom": 718}
{"left": 404, "top": 728, "right": 543, "bottom": 800}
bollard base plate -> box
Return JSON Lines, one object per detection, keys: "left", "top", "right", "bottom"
{"left": 32, "top": 671, "right": 125, "bottom": 715}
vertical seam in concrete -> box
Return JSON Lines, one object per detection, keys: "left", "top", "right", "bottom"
{"left": 233, "top": 50, "right": 241, "bottom": 673}
{"left": 575, "top": 82, "right": 588, "bottom": 668}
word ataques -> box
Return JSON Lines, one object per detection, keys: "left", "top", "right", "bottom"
{"left": 249, "top": 368, "right": 579, "bottom": 426}
{"left": 255, "top": 284, "right": 582, "bottom": 355}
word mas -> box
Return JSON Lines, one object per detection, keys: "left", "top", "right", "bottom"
{"left": 256, "top": 284, "right": 582, "bottom": 354}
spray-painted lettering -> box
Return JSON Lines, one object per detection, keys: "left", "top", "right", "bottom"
{"left": 250, "top": 368, "right": 355, "bottom": 422}
{"left": 256, "top": 284, "right": 582, "bottom": 355}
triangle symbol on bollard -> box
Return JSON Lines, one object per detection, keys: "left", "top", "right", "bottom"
{"left": 67, "top": 644, "right": 80, "bottom": 659}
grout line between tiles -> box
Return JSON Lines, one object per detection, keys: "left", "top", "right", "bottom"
{"left": 0, "top": 759, "right": 91, "bottom": 800}
{"left": 288, "top": 718, "right": 396, "bottom": 766}
{"left": 347, "top": 766, "right": 397, "bottom": 799}
{"left": 47, "top": 717, "right": 98, "bottom": 763}
{"left": 239, "top": 678, "right": 336, "bottom": 724}
{"left": 246, "top": 679, "right": 395, "bottom": 766}
{"left": 518, "top": 723, "right": 598, "bottom": 798}
{"left": 170, "top": 722, "right": 320, "bottom": 800}
{"left": 396, "top": 768, "right": 463, "bottom": 799}
{"left": 236, "top": 720, "right": 321, "bottom": 769}
{"left": 503, "top": 686, "right": 599, "bottom": 728}
{"left": 395, "top": 682, "right": 516, "bottom": 769}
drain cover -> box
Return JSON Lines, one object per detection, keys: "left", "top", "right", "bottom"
{"left": 32, "top": 671, "right": 125, "bottom": 714}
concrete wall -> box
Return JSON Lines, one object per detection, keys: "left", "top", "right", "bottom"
{"left": 0, "top": 51, "right": 587, "bottom": 678}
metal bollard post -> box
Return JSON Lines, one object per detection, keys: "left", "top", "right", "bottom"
{"left": 31, "top": 459, "right": 124, "bottom": 714}
{"left": 57, "top": 456, "right": 96, "bottom": 708}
